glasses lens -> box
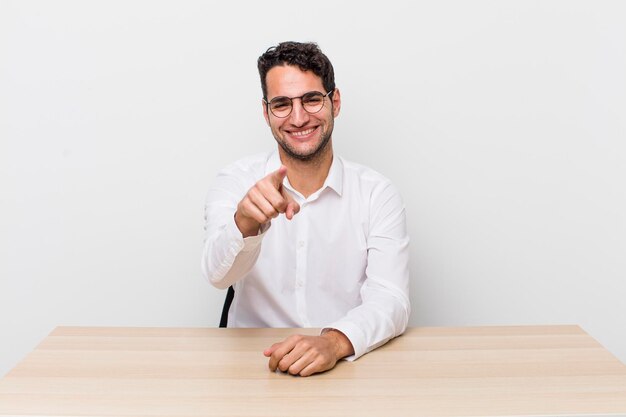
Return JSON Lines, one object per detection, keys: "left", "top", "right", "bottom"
{"left": 302, "top": 92, "right": 325, "bottom": 114}
{"left": 269, "top": 97, "right": 292, "bottom": 117}
{"left": 268, "top": 91, "right": 328, "bottom": 117}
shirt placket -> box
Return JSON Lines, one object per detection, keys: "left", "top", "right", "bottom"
{"left": 294, "top": 202, "right": 310, "bottom": 326}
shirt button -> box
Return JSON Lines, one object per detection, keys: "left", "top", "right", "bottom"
{"left": 298, "top": 241, "right": 305, "bottom": 249}
{"left": 297, "top": 280, "right": 303, "bottom": 287}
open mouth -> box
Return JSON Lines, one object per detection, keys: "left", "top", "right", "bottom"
{"left": 287, "top": 126, "right": 318, "bottom": 140}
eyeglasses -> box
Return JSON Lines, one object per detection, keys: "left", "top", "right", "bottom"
{"left": 263, "top": 90, "right": 334, "bottom": 118}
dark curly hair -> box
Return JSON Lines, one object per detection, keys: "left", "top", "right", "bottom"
{"left": 257, "top": 41, "right": 335, "bottom": 99}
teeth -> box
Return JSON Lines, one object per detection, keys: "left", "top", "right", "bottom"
{"left": 291, "top": 128, "right": 315, "bottom": 137}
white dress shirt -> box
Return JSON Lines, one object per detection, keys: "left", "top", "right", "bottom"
{"left": 201, "top": 151, "right": 410, "bottom": 360}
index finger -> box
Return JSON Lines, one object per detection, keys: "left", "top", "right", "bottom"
{"left": 265, "top": 336, "right": 300, "bottom": 371}
{"left": 267, "top": 165, "right": 288, "bottom": 189}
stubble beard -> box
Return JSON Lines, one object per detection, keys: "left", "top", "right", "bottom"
{"left": 274, "top": 121, "right": 334, "bottom": 164}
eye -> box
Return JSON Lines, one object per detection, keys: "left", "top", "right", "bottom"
{"left": 270, "top": 98, "right": 291, "bottom": 110}
{"left": 302, "top": 92, "right": 324, "bottom": 106}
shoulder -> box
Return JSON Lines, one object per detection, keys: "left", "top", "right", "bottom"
{"left": 219, "top": 151, "right": 273, "bottom": 178}
{"left": 340, "top": 157, "right": 398, "bottom": 194}
{"left": 339, "top": 158, "right": 406, "bottom": 225}
{"left": 207, "top": 151, "right": 273, "bottom": 195}
{"left": 214, "top": 151, "right": 276, "bottom": 188}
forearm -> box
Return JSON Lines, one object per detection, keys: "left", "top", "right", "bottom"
{"left": 201, "top": 214, "right": 265, "bottom": 289}
{"left": 328, "top": 180, "right": 411, "bottom": 360}
{"left": 324, "top": 279, "right": 411, "bottom": 360}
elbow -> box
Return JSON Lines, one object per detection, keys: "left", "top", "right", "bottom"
{"left": 391, "top": 292, "right": 411, "bottom": 337}
{"left": 201, "top": 255, "right": 231, "bottom": 290}
{"left": 210, "top": 277, "right": 232, "bottom": 290}
{"left": 395, "top": 301, "right": 410, "bottom": 337}
{"left": 203, "top": 269, "right": 232, "bottom": 290}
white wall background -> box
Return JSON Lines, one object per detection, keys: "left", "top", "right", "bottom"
{"left": 1, "top": 0, "right": 625, "bottom": 377}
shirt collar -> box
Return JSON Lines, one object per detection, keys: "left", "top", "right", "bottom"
{"left": 265, "top": 150, "right": 343, "bottom": 197}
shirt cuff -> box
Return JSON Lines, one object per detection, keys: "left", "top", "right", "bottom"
{"left": 321, "top": 320, "right": 367, "bottom": 361}
{"left": 225, "top": 215, "right": 270, "bottom": 253}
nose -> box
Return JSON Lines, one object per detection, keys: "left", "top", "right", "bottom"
{"left": 289, "top": 98, "right": 310, "bottom": 127}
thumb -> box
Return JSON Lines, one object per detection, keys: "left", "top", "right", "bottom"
{"left": 282, "top": 190, "right": 301, "bottom": 220}
{"left": 263, "top": 344, "right": 277, "bottom": 357}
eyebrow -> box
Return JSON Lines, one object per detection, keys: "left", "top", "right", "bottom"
{"left": 267, "top": 90, "right": 324, "bottom": 101}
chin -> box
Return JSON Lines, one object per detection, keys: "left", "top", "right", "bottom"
{"left": 288, "top": 143, "right": 330, "bottom": 162}
{"left": 276, "top": 130, "right": 332, "bottom": 162}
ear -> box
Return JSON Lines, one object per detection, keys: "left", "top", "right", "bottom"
{"left": 331, "top": 88, "right": 341, "bottom": 118}
{"left": 262, "top": 99, "right": 270, "bottom": 126}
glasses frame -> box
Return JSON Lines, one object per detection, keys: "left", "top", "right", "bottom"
{"left": 263, "top": 89, "right": 334, "bottom": 118}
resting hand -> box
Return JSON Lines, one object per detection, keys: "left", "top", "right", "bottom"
{"left": 235, "top": 165, "right": 300, "bottom": 237}
{"left": 263, "top": 330, "right": 354, "bottom": 377}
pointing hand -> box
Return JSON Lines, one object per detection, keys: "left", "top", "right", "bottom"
{"left": 235, "top": 166, "right": 300, "bottom": 237}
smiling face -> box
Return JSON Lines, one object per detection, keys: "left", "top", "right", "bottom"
{"left": 263, "top": 65, "right": 341, "bottom": 163}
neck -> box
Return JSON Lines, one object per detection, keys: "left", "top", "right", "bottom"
{"left": 279, "top": 141, "right": 333, "bottom": 198}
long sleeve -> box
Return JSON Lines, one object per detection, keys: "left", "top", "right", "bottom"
{"left": 202, "top": 152, "right": 410, "bottom": 342}
{"left": 201, "top": 161, "right": 269, "bottom": 290}
{"left": 323, "top": 181, "right": 411, "bottom": 360}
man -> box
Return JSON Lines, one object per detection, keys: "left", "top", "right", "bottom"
{"left": 202, "top": 41, "right": 410, "bottom": 377}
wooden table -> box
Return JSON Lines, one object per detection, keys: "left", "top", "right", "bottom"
{"left": 1, "top": 326, "right": 626, "bottom": 416}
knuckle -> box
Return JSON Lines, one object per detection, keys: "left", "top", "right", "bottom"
{"left": 255, "top": 182, "right": 267, "bottom": 194}
{"left": 260, "top": 179, "right": 274, "bottom": 192}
